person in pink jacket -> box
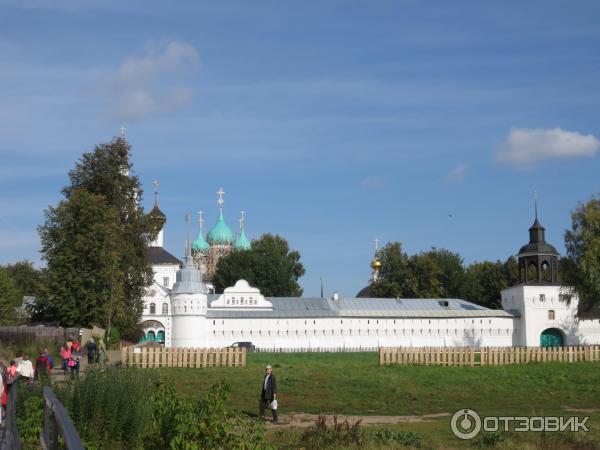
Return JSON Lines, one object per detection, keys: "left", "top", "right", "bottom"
{"left": 61, "top": 345, "right": 71, "bottom": 375}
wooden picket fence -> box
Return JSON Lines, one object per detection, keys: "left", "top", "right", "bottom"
{"left": 121, "top": 346, "right": 246, "bottom": 368}
{"left": 379, "top": 346, "right": 600, "bottom": 366}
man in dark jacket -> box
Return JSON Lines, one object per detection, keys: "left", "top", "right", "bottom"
{"left": 259, "top": 365, "right": 278, "bottom": 422}
{"left": 86, "top": 338, "right": 97, "bottom": 365}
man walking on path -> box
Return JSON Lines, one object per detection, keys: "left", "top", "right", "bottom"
{"left": 86, "top": 338, "right": 97, "bottom": 365}
{"left": 259, "top": 365, "right": 278, "bottom": 422}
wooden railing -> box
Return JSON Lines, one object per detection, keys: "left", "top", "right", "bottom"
{"left": 379, "top": 345, "right": 600, "bottom": 366}
{"left": 41, "top": 387, "right": 85, "bottom": 450}
{"left": 121, "top": 346, "right": 247, "bottom": 368}
{"left": 4, "top": 382, "right": 22, "bottom": 450}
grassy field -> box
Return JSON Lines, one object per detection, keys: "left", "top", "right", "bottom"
{"left": 160, "top": 352, "right": 600, "bottom": 449}
{"left": 160, "top": 352, "right": 600, "bottom": 416}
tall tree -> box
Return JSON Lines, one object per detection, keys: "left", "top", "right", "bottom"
{"left": 212, "top": 234, "right": 305, "bottom": 296}
{"left": 0, "top": 268, "right": 22, "bottom": 325}
{"left": 563, "top": 195, "right": 600, "bottom": 318}
{"left": 368, "top": 242, "right": 415, "bottom": 298}
{"left": 406, "top": 253, "right": 443, "bottom": 297}
{"left": 502, "top": 256, "right": 520, "bottom": 287}
{"left": 37, "top": 138, "right": 154, "bottom": 338}
{"left": 421, "top": 248, "right": 465, "bottom": 298}
{"left": 461, "top": 261, "right": 508, "bottom": 309}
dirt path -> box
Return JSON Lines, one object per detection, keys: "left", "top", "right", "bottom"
{"left": 265, "top": 412, "right": 451, "bottom": 429}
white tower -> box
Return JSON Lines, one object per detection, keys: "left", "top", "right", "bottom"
{"left": 170, "top": 240, "right": 209, "bottom": 347}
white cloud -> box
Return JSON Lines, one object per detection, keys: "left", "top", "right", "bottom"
{"left": 105, "top": 41, "right": 199, "bottom": 122}
{"left": 496, "top": 127, "right": 599, "bottom": 167}
{"left": 444, "top": 163, "right": 467, "bottom": 182}
{"left": 360, "top": 176, "right": 387, "bottom": 189}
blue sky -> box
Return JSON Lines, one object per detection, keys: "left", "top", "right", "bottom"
{"left": 1, "top": 0, "right": 599, "bottom": 296}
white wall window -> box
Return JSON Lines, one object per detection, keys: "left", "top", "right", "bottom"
{"left": 163, "top": 277, "right": 169, "bottom": 287}
{"left": 149, "top": 303, "right": 156, "bottom": 314}
{"left": 162, "top": 303, "right": 168, "bottom": 314}
{"left": 539, "top": 294, "right": 546, "bottom": 302}
{"left": 548, "top": 310, "right": 555, "bottom": 320}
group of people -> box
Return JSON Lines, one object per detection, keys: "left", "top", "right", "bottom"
{"left": 59, "top": 337, "right": 106, "bottom": 375}
{"left": 0, "top": 350, "right": 54, "bottom": 425}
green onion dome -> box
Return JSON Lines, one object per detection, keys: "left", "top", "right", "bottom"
{"left": 206, "top": 210, "right": 235, "bottom": 245}
{"left": 192, "top": 230, "right": 210, "bottom": 252}
{"left": 234, "top": 229, "right": 251, "bottom": 251}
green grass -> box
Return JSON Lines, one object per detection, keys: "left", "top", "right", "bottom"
{"left": 159, "top": 352, "right": 600, "bottom": 448}
{"left": 159, "top": 352, "right": 600, "bottom": 417}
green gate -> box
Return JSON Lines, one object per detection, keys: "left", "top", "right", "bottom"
{"left": 540, "top": 328, "right": 564, "bottom": 347}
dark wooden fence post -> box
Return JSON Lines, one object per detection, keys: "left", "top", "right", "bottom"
{"left": 5, "top": 381, "right": 22, "bottom": 450}
{"left": 40, "top": 387, "right": 85, "bottom": 450}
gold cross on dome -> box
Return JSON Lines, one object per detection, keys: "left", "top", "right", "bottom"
{"left": 374, "top": 238, "right": 379, "bottom": 251}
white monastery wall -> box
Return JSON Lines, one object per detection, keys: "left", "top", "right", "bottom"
{"left": 202, "top": 316, "right": 517, "bottom": 349}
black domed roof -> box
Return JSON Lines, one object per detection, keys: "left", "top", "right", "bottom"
{"left": 147, "top": 191, "right": 166, "bottom": 223}
{"left": 147, "top": 203, "right": 166, "bottom": 222}
{"left": 517, "top": 216, "right": 558, "bottom": 255}
{"left": 356, "top": 285, "right": 371, "bottom": 298}
{"left": 518, "top": 241, "right": 558, "bottom": 255}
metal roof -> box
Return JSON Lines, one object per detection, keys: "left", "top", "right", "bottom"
{"left": 147, "top": 247, "right": 182, "bottom": 266}
{"left": 205, "top": 296, "right": 519, "bottom": 319}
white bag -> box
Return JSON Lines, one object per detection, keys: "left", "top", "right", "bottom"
{"left": 270, "top": 399, "right": 278, "bottom": 410}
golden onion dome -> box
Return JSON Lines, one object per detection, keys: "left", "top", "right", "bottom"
{"left": 370, "top": 258, "right": 381, "bottom": 271}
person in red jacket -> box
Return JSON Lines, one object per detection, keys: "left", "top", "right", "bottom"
{"left": 35, "top": 349, "right": 51, "bottom": 381}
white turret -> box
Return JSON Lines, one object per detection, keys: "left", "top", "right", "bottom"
{"left": 170, "top": 241, "right": 208, "bottom": 347}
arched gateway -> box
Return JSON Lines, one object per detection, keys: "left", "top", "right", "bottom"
{"left": 540, "top": 328, "right": 564, "bottom": 347}
{"left": 140, "top": 319, "right": 166, "bottom": 344}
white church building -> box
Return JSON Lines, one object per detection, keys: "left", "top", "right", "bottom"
{"left": 139, "top": 191, "right": 600, "bottom": 350}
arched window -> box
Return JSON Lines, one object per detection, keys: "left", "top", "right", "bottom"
{"left": 149, "top": 303, "right": 156, "bottom": 314}
{"left": 548, "top": 310, "right": 555, "bottom": 320}
{"left": 162, "top": 303, "right": 168, "bottom": 315}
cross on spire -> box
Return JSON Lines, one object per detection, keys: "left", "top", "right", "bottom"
{"left": 374, "top": 238, "right": 380, "bottom": 252}
{"left": 534, "top": 190, "right": 538, "bottom": 221}
{"left": 120, "top": 126, "right": 126, "bottom": 138}
{"left": 152, "top": 180, "right": 159, "bottom": 206}
{"left": 217, "top": 188, "right": 225, "bottom": 208}
{"left": 197, "top": 210, "right": 204, "bottom": 230}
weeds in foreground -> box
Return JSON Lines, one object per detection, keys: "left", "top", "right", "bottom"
{"left": 15, "top": 383, "right": 44, "bottom": 450}
{"left": 299, "top": 415, "right": 365, "bottom": 449}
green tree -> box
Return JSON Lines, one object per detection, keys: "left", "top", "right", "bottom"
{"left": 368, "top": 242, "right": 415, "bottom": 298}
{"left": 37, "top": 189, "right": 121, "bottom": 327}
{"left": 563, "top": 195, "right": 600, "bottom": 317}
{"left": 421, "top": 248, "right": 465, "bottom": 298}
{"left": 503, "top": 255, "right": 520, "bottom": 287}
{"left": 212, "top": 234, "right": 305, "bottom": 296}
{"left": 1, "top": 260, "right": 43, "bottom": 298}
{"left": 461, "top": 261, "right": 508, "bottom": 309}
{"left": 369, "top": 244, "right": 465, "bottom": 298}
{"left": 406, "top": 253, "right": 443, "bottom": 297}
{"left": 37, "top": 138, "right": 154, "bottom": 338}
{"left": 0, "top": 268, "right": 22, "bottom": 324}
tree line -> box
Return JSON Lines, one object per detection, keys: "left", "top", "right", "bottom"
{"left": 365, "top": 244, "right": 519, "bottom": 308}
{"left": 0, "top": 137, "right": 599, "bottom": 335}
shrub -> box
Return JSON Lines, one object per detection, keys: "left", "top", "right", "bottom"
{"left": 373, "top": 428, "right": 422, "bottom": 447}
{"left": 300, "top": 415, "right": 365, "bottom": 449}
{"left": 480, "top": 431, "right": 505, "bottom": 447}
{"left": 15, "top": 383, "right": 45, "bottom": 450}
{"left": 56, "top": 366, "right": 158, "bottom": 449}
{"left": 145, "top": 381, "right": 270, "bottom": 450}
